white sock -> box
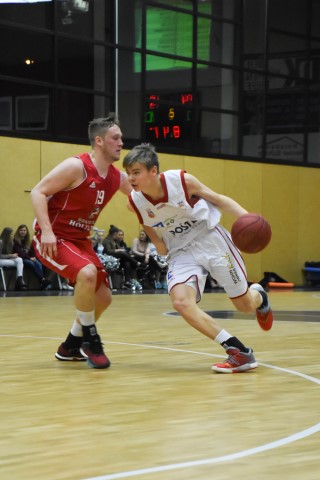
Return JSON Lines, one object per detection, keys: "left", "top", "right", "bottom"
{"left": 214, "top": 329, "right": 232, "bottom": 345}
{"left": 70, "top": 320, "right": 83, "bottom": 337}
{"left": 76, "top": 310, "right": 95, "bottom": 326}
{"left": 256, "top": 292, "right": 263, "bottom": 307}
{"left": 249, "top": 285, "right": 263, "bottom": 308}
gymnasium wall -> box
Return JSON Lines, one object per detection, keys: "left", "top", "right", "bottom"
{"left": 1, "top": 135, "right": 319, "bottom": 285}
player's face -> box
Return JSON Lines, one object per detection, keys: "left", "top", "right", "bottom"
{"left": 97, "top": 125, "right": 123, "bottom": 162}
{"left": 125, "top": 163, "right": 157, "bottom": 192}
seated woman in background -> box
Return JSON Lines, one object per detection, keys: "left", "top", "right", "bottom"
{"left": 92, "top": 230, "right": 106, "bottom": 255}
{"left": 103, "top": 225, "right": 142, "bottom": 291}
{"left": 13, "top": 224, "right": 50, "bottom": 290}
{"left": 116, "top": 229, "right": 130, "bottom": 252}
{"left": 131, "top": 229, "right": 162, "bottom": 289}
{"left": 92, "top": 229, "right": 120, "bottom": 275}
{"left": 130, "top": 229, "right": 151, "bottom": 267}
{"left": 0, "top": 226, "right": 27, "bottom": 290}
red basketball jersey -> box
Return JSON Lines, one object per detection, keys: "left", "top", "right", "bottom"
{"left": 35, "top": 153, "right": 121, "bottom": 241}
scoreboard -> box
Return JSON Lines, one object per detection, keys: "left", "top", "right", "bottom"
{"left": 144, "top": 92, "right": 194, "bottom": 145}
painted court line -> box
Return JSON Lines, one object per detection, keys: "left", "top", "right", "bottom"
{"left": 1, "top": 335, "right": 318, "bottom": 479}
{"left": 81, "top": 342, "right": 320, "bottom": 480}
{"left": 83, "top": 423, "right": 320, "bottom": 480}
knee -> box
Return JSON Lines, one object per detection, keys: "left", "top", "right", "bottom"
{"left": 77, "top": 264, "right": 98, "bottom": 287}
{"left": 172, "top": 296, "right": 192, "bottom": 315}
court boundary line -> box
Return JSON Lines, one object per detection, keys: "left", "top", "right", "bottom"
{"left": 1, "top": 335, "right": 319, "bottom": 480}
{"left": 78, "top": 342, "right": 319, "bottom": 480}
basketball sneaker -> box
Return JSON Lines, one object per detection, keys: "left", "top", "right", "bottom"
{"left": 211, "top": 347, "right": 258, "bottom": 373}
{"left": 250, "top": 283, "right": 274, "bottom": 331}
{"left": 55, "top": 342, "right": 86, "bottom": 361}
{"left": 80, "top": 334, "right": 111, "bottom": 369}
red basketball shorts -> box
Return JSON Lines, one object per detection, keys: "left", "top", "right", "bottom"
{"left": 33, "top": 233, "right": 109, "bottom": 289}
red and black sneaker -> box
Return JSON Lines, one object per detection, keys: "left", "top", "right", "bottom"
{"left": 250, "top": 283, "right": 274, "bottom": 331}
{"left": 80, "top": 335, "right": 111, "bottom": 369}
{"left": 55, "top": 342, "right": 86, "bottom": 361}
{"left": 211, "top": 347, "right": 258, "bottom": 373}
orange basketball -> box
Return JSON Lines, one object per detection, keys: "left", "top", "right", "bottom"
{"left": 231, "top": 213, "right": 272, "bottom": 254}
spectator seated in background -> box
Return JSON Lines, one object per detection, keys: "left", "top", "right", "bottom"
{"left": 116, "top": 229, "right": 129, "bottom": 252}
{"left": 103, "top": 225, "right": 142, "bottom": 291}
{"left": 13, "top": 224, "right": 51, "bottom": 290}
{"left": 149, "top": 242, "right": 168, "bottom": 289}
{"left": 92, "top": 229, "right": 106, "bottom": 255}
{"left": 117, "top": 228, "right": 145, "bottom": 291}
{"left": 92, "top": 229, "right": 120, "bottom": 275}
{"left": 130, "top": 229, "right": 151, "bottom": 267}
{"left": 0, "top": 226, "right": 27, "bottom": 290}
{"left": 131, "top": 229, "right": 158, "bottom": 288}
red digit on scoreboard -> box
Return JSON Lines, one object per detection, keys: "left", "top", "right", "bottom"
{"left": 181, "top": 93, "right": 193, "bottom": 104}
{"left": 163, "top": 126, "right": 170, "bottom": 138}
{"left": 149, "top": 126, "right": 159, "bottom": 138}
{"left": 173, "top": 125, "right": 180, "bottom": 138}
{"left": 148, "top": 94, "right": 159, "bottom": 109}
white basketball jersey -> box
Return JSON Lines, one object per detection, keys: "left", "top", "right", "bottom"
{"left": 129, "top": 170, "right": 221, "bottom": 254}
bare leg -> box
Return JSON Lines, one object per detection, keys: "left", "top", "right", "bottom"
{"left": 55, "top": 265, "right": 112, "bottom": 367}
{"left": 170, "top": 283, "right": 222, "bottom": 340}
{"left": 169, "top": 282, "right": 258, "bottom": 374}
{"left": 74, "top": 263, "right": 98, "bottom": 312}
{"left": 232, "top": 284, "right": 273, "bottom": 331}
{"left": 94, "top": 281, "right": 112, "bottom": 321}
{"left": 231, "top": 288, "right": 262, "bottom": 312}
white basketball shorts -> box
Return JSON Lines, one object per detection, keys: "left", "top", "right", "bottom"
{"left": 166, "top": 224, "right": 248, "bottom": 302}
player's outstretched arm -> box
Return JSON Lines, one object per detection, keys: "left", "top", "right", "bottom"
{"left": 184, "top": 173, "right": 248, "bottom": 219}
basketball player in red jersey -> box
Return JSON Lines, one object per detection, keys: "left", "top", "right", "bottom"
{"left": 31, "top": 114, "right": 132, "bottom": 369}
{"left": 123, "top": 143, "right": 273, "bottom": 373}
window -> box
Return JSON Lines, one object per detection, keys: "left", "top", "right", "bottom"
{"left": 0, "top": 0, "right": 317, "bottom": 166}
{"left": 15, "top": 95, "right": 49, "bottom": 131}
{"left": 0, "top": 27, "right": 53, "bottom": 82}
{"left": 0, "top": 1, "right": 53, "bottom": 29}
{"left": 0, "top": 97, "right": 12, "bottom": 131}
{"left": 57, "top": 38, "right": 93, "bottom": 88}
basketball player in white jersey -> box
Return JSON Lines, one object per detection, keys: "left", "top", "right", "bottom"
{"left": 123, "top": 143, "right": 273, "bottom": 373}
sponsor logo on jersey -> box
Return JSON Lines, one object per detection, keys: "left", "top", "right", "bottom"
{"left": 168, "top": 219, "right": 198, "bottom": 236}
{"left": 152, "top": 221, "right": 165, "bottom": 227}
{"left": 88, "top": 207, "right": 101, "bottom": 219}
{"left": 167, "top": 269, "right": 174, "bottom": 280}
{"left": 164, "top": 217, "right": 176, "bottom": 228}
{"left": 223, "top": 252, "right": 240, "bottom": 285}
{"left": 146, "top": 208, "right": 155, "bottom": 218}
{"left": 156, "top": 203, "right": 166, "bottom": 210}
{"left": 177, "top": 201, "right": 184, "bottom": 208}
{"left": 89, "top": 181, "right": 96, "bottom": 188}
{"left": 69, "top": 219, "right": 92, "bottom": 231}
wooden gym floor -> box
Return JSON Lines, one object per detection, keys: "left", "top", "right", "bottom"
{"left": 0, "top": 287, "right": 319, "bottom": 480}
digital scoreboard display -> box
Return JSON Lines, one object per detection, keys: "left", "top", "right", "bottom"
{"left": 144, "top": 92, "right": 193, "bottom": 145}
